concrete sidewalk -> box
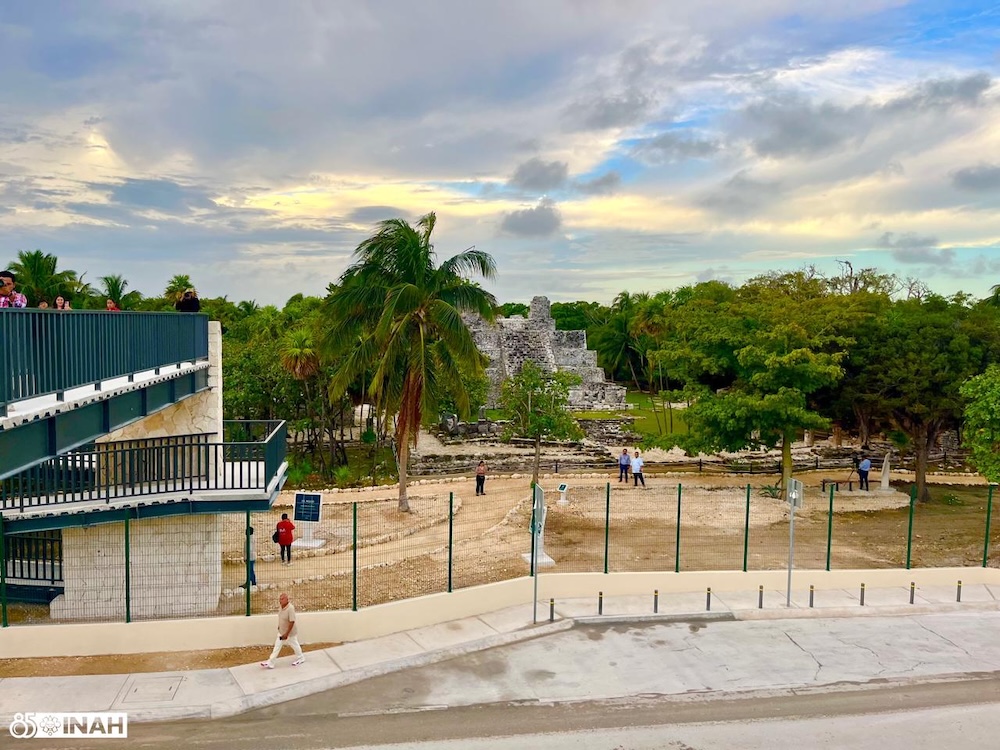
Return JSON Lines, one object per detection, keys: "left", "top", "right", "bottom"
{"left": 2, "top": 582, "right": 998, "bottom": 725}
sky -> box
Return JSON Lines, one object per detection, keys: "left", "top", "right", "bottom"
{"left": 1, "top": 0, "right": 999, "bottom": 306}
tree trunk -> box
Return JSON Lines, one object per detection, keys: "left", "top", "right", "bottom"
{"left": 781, "top": 431, "right": 793, "bottom": 490}
{"left": 532, "top": 435, "right": 541, "bottom": 487}
{"left": 915, "top": 424, "right": 931, "bottom": 503}
{"left": 396, "top": 435, "right": 411, "bottom": 512}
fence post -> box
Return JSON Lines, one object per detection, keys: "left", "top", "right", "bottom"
{"left": 826, "top": 484, "right": 834, "bottom": 572}
{"left": 352, "top": 501, "right": 358, "bottom": 612}
{"left": 742, "top": 484, "right": 751, "bottom": 572}
{"left": 124, "top": 515, "right": 131, "bottom": 624}
{"left": 0, "top": 514, "right": 7, "bottom": 628}
{"left": 984, "top": 484, "right": 995, "bottom": 568}
{"left": 448, "top": 492, "right": 454, "bottom": 592}
{"left": 675, "top": 484, "right": 682, "bottom": 573}
{"left": 245, "top": 510, "right": 251, "bottom": 617}
{"left": 603, "top": 483, "right": 610, "bottom": 574}
{"left": 905, "top": 486, "right": 916, "bottom": 570}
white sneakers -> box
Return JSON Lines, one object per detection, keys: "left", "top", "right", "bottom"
{"left": 261, "top": 658, "right": 305, "bottom": 668}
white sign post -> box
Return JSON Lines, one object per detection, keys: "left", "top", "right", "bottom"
{"left": 531, "top": 485, "right": 544, "bottom": 624}
{"left": 786, "top": 478, "right": 803, "bottom": 607}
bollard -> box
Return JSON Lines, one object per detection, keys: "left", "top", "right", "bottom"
{"left": 957, "top": 580, "right": 962, "bottom": 603}
{"left": 653, "top": 589, "right": 659, "bottom": 614}
{"left": 860, "top": 582, "right": 866, "bottom": 606}
{"left": 598, "top": 591, "right": 604, "bottom": 615}
{"left": 549, "top": 598, "right": 555, "bottom": 622}
{"left": 706, "top": 587, "right": 712, "bottom": 612}
{"left": 910, "top": 581, "right": 915, "bottom": 605}
{"left": 809, "top": 585, "right": 814, "bottom": 608}
{"left": 758, "top": 585, "right": 764, "bottom": 609}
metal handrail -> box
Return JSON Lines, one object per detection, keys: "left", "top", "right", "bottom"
{"left": 0, "top": 421, "right": 287, "bottom": 512}
{"left": 1, "top": 310, "right": 209, "bottom": 417}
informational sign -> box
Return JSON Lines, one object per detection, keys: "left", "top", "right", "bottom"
{"left": 293, "top": 492, "right": 322, "bottom": 523}
{"left": 292, "top": 492, "right": 325, "bottom": 548}
{"left": 557, "top": 483, "right": 568, "bottom": 493}
{"left": 787, "top": 478, "right": 804, "bottom": 508}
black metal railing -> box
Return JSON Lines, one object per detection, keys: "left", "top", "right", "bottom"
{"left": 0, "top": 309, "right": 209, "bottom": 417}
{"left": 5, "top": 530, "right": 62, "bottom": 584}
{"left": 0, "top": 421, "right": 287, "bottom": 512}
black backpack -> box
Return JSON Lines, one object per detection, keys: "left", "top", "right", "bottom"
{"left": 272, "top": 528, "right": 280, "bottom": 543}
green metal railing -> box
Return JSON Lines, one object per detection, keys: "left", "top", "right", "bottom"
{"left": 1, "top": 309, "right": 209, "bottom": 417}
{"left": 0, "top": 421, "right": 287, "bottom": 512}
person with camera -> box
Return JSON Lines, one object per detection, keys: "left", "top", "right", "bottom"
{"left": 175, "top": 287, "right": 201, "bottom": 312}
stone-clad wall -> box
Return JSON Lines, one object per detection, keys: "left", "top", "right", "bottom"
{"left": 468, "top": 296, "right": 626, "bottom": 410}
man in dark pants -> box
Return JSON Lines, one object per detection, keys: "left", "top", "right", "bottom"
{"left": 858, "top": 455, "right": 871, "bottom": 491}
{"left": 618, "top": 449, "right": 630, "bottom": 482}
{"left": 630, "top": 450, "right": 645, "bottom": 488}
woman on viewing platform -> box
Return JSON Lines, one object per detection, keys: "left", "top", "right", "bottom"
{"left": 105, "top": 299, "right": 121, "bottom": 312}
{"left": 53, "top": 295, "right": 72, "bottom": 310}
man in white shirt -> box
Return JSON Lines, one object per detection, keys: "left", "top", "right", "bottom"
{"left": 260, "top": 592, "right": 305, "bottom": 668}
{"left": 630, "top": 451, "right": 645, "bottom": 488}
{"left": 858, "top": 456, "right": 871, "bottom": 491}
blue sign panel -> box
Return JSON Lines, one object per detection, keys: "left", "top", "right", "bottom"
{"left": 293, "top": 492, "right": 322, "bottom": 523}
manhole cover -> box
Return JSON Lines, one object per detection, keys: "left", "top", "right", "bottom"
{"left": 121, "top": 677, "right": 183, "bottom": 703}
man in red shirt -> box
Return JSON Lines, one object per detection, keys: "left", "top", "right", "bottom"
{"left": 276, "top": 513, "right": 295, "bottom": 565}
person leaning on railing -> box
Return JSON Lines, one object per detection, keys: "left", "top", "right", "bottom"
{"left": 0, "top": 270, "right": 27, "bottom": 308}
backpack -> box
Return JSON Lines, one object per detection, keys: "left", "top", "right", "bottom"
{"left": 272, "top": 528, "right": 280, "bottom": 544}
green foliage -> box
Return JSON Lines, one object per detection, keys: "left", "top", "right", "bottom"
{"left": 321, "top": 212, "right": 498, "bottom": 510}
{"left": 8, "top": 250, "right": 83, "bottom": 306}
{"left": 961, "top": 364, "right": 1000, "bottom": 484}
{"left": 498, "top": 302, "right": 529, "bottom": 317}
{"left": 498, "top": 361, "right": 582, "bottom": 484}
{"left": 760, "top": 485, "right": 782, "bottom": 498}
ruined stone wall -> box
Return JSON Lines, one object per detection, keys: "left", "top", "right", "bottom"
{"left": 468, "top": 296, "right": 626, "bottom": 410}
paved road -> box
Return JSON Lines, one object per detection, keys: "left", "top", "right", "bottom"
{"left": 31, "top": 678, "right": 1000, "bottom": 749}
{"left": 21, "top": 613, "right": 1000, "bottom": 749}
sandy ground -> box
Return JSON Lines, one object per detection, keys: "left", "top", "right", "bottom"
{"left": 9, "top": 466, "right": 983, "bottom": 678}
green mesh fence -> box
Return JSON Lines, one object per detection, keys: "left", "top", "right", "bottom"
{"left": 2, "top": 478, "right": 997, "bottom": 627}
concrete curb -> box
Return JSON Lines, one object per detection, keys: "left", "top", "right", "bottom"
{"left": 574, "top": 612, "right": 736, "bottom": 626}
{"left": 733, "top": 601, "right": 1000, "bottom": 621}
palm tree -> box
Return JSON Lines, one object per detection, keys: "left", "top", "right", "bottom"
{"left": 280, "top": 328, "right": 324, "bottom": 464}
{"left": 323, "top": 212, "right": 497, "bottom": 511}
{"left": 989, "top": 283, "right": 1000, "bottom": 307}
{"left": 164, "top": 274, "right": 194, "bottom": 302}
{"left": 99, "top": 274, "right": 142, "bottom": 310}
{"left": 8, "top": 250, "right": 80, "bottom": 306}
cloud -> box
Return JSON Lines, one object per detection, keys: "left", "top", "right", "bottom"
{"left": 875, "top": 232, "right": 956, "bottom": 264}
{"left": 562, "top": 88, "right": 654, "bottom": 131}
{"left": 952, "top": 164, "right": 1000, "bottom": 193}
{"left": 741, "top": 73, "right": 993, "bottom": 159}
{"left": 499, "top": 198, "right": 562, "bottom": 236}
{"left": 574, "top": 172, "right": 621, "bottom": 195}
{"left": 875, "top": 231, "right": 939, "bottom": 250}
{"left": 345, "top": 205, "right": 411, "bottom": 225}
{"left": 508, "top": 158, "right": 568, "bottom": 192}
{"left": 698, "top": 171, "right": 782, "bottom": 215}
{"left": 97, "top": 178, "right": 217, "bottom": 213}
{"left": 633, "top": 132, "right": 720, "bottom": 164}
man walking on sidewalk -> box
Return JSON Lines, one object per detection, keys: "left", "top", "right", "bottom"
{"left": 631, "top": 450, "right": 645, "bottom": 488}
{"left": 260, "top": 592, "right": 305, "bottom": 668}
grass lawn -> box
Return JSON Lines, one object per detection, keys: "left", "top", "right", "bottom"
{"left": 569, "top": 391, "right": 688, "bottom": 438}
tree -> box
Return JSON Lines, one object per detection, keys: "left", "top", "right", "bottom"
{"left": 866, "top": 296, "right": 993, "bottom": 501}
{"left": 164, "top": 274, "right": 194, "bottom": 302}
{"left": 7, "top": 250, "right": 81, "bottom": 306}
{"left": 323, "top": 212, "right": 497, "bottom": 511}
{"left": 679, "top": 276, "right": 848, "bottom": 487}
{"left": 99, "top": 274, "right": 142, "bottom": 310}
{"left": 498, "top": 361, "right": 582, "bottom": 486}
{"left": 961, "top": 364, "right": 1000, "bottom": 484}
